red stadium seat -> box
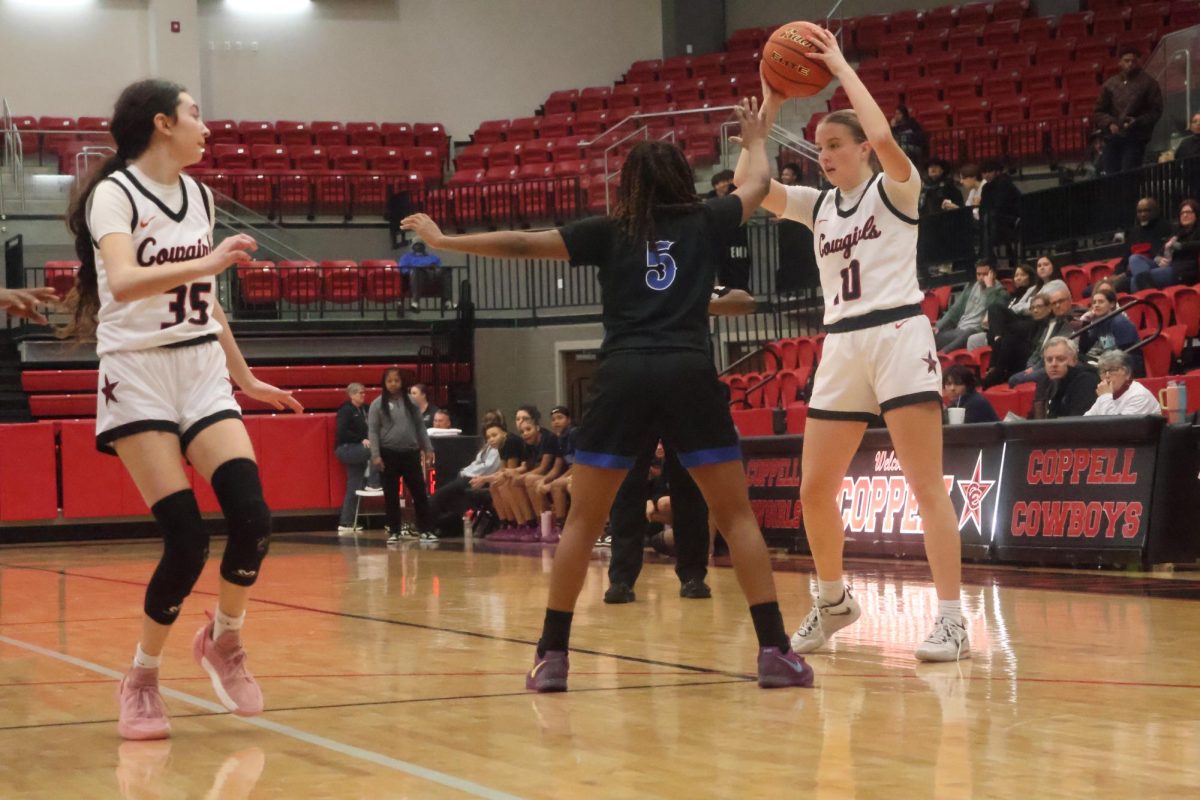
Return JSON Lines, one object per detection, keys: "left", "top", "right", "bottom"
{"left": 279, "top": 260, "right": 321, "bottom": 305}
{"left": 251, "top": 144, "right": 290, "bottom": 170}
{"left": 238, "top": 121, "right": 276, "bottom": 146}
{"left": 1093, "top": 7, "right": 1132, "bottom": 37}
{"left": 540, "top": 113, "right": 576, "bottom": 139}
{"left": 474, "top": 119, "right": 510, "bottom": 145}
{"left": 948, "top": 25, "right": 985, "bottom": 52}
{"left": 983, "top": 20, "right": 1020, "bottom": 47}
{"left": 291, "top": 145, "right": 329, "bottom": 170}
{"left": 508, "top": 116, "right": 542, "bottom": 142}
{"left": 661, "top": 56, "right": 693, "bottom": 81}
{"left": 346, "top": 122, "right": 382, "bottom": 147}
{"left": 692, "top": 52, "right": 727, "bottom": 79}
{"left": 1141, "top": 336, "right": 1172, "bottom": 378}
{"left": 573, "top": 110, "right": 610, "bottom": 137}
{"left": 625, "top": 59, "right": 661, "bottom": 83}
{"left": 488, "top": 141, "right": 523, "bottom": 168}
{"left": 521, "top": 139, "right": 557, "bottom": 165}
{"left": 944, "top": 77, "right": 982, "bottom": 105}
{"left": 44, "top": 260, "right": 80, "bottom": 299}
{"left": 275, "top": 120, "right": 312, "bottom": 147}
{"left": 924, "top": 52, "right": 961, "bottom": 79}
{"left": 577, "top": 86, "right": 612, "bottom": 112}
{"left": 960, "top": 49, "right": 998, "bottom": 76}
{"left": 363, "top": 261, "right": 404, "bottom": 303}
{"left": 455, "top": 143, "right": 490, "bottom": 171}
{"left": 404, "top": 147, "right": 443, "bottom": 183}
{"left": 1170, "top": 1, "right": 1200, "bottom": 29}
{"left": 731, "top": 407, "right": 775, "bottom": 437}
{"left": 206, "top": 119, "right": 238, "bottom": 145}
{"left": 544, "top": 90, "right": 579, "bottom": 115}
{"left": 1166, "top": 286, "right": 1200, "bottom": 337}
{"left": 381, "top": 122, "right": 415, "bottom": 148}
{"left": 1017, "top": 16, "right": 1056, "bottom": 42}
{"left": 237, "top": 261, "right": 281, "bottom": 304}
{"left": 365, "top": 145, "right": 406, "bottom": 172}
{"left": 329, "top": 145, "right": 368, "bottom": 170}
{"left": 212, "top": 144, "right": 252, "bottom": 169}
{"left": 319, "top": 260, "right": 362, "bottom": 304}
{"left": 311, "top": 121, "right": 348, "bottom": 147}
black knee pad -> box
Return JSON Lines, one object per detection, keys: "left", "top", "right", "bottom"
{"left": 211, "top": 457, "right": 272, "bottom": 587}
{"left": 145, "top": 489, "right": 210, "bottom": 625}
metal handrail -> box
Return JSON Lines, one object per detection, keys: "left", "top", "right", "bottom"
{"left": 718, "top": 342, "right": 782, "bottom": 378}
{"left": 1069, "top": 295, "right": 1164, "bottom": 356}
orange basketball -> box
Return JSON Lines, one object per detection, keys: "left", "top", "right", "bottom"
{"left": 761, "top": 22, "right": 833, "bottom": 98}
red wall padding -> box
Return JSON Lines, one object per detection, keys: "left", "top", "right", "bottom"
{"left": 60, "top": 420, "right": 148, "bottom": 518}
{"left": 0, "top": 422, "right": 58, "bottom": 521}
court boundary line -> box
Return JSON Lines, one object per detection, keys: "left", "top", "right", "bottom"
{"left": 0, "top": 633, "right": 524, "bottom": 800}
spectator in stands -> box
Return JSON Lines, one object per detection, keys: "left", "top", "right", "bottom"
{"left": 944, "top": 163, "right": 984, "bottom": 219}
{"left": 1094, "top": 46, "right": 1163, "bottom": 175}
{"left": 919, "top": 159, "right": 963, "bottom": 218}
{"left": 481, "top": 408, "right": 506, "bottom": 430}
{"left": 408, "top": 383, "right": 439, "bottom": 428}
{"left": 1107, "top": 198, "right": 1171, "bottom": 293}
{"left": 1078, "top": 288, "right": 1143, "bottom": 375}
{"left": 0, "top": 286, "right": 58, "bottom": 325}
{"left": 478, "top": 418, "right": 527, "bottom": 538}
{"left": 1130, "top": 198, "right": 1200, "bottom": 290}
{"left": 334, "top": 383, "right": 381, "bottom": 534}
{"left": 427, "top": 421, "right": 505, "bottom": 537}
{"left": 1033, "top": 337, "right": 1100, "bottom": 419}
{"left": 942, "top": 365, "right": 998, "bottom": 424}
{"left": 1085, "top": 350, "right": 1163, "bottom": 416}
{"left": 934, "top": 263, "right": 1009, "bottom": 352}
{"left": 1034, "top": 255, "right": 1069, "bottom": 297}
{"left": 492, "top": 416, "right": 557, "bottom": 541}
{"left": 983, "top": 286, "right": 1052, "bottom": 387}
{"left": 1009, "top": 287, "right": 1076, "bottom": 387}
{"left": 400, "top": 241, "right": 450, "bottom": 311}
{"left": 890, "top": 106, "right": 927, "bottom": 164}
{"left": 1167, "top": 113, "right": 1200, "bottom": 162}
{"left": 369, "top": 367, "right": 434, "bottom": 542}
{"left": 431, "top": 408, "right": 453, "bottom": 429}
{"left": 775, "top": 163, "right": 818, "bottom": 295}
{"left": 979, "top": 160, "right": 1021, "bottom": 267}
{"left": 707, "top": 169, "right": 751, "bottom": 291}
{"left": 967, "top": 262, "right": 1038, "bottom": 350}
{"left": 526, "top": 407, "right": 570, "bottom": 535}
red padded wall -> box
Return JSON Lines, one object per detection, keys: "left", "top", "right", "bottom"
{"left": 0, "top": 422, "right": 58, "bottom": 521}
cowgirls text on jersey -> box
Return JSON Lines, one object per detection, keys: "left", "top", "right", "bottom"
{"left": 818, "top": 215, "right": 882, "bottom": 260}
{"left": 137, "top": 236, "right": 211, "bottom": 266}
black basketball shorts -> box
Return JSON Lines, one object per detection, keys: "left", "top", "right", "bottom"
{"left": 574, "top": 350, "right": 741, "bottom": 470}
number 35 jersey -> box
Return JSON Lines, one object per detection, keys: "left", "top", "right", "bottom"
{"left": 88, "top": 166, "right": 222, "bottom": 356}
{"left": 782, "top": 167, "right": 924, "bottom": 327}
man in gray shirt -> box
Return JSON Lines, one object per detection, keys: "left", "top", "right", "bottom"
{"left": 934, "top": 263, "right": 1010, "bottom": 352}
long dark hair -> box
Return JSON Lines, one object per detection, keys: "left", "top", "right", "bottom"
{"left": 379, "top": 367, "right": 423, "bottom": 436}
{"left": 612, "top": 140, "right": 701, "bottom": 246}
{"left": 60, "top": 79, "right": 186, "bottom": 340}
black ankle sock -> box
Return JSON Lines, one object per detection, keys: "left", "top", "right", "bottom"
{"left": 749, "top": 602, "right": 791, "bottom": 652}
{"left": 538, "top": 608, "right": 574, "bottom": 657}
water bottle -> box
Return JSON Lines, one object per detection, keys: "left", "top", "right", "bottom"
{"left": 1158, "top": 381, "right": 1186, "bottom": 424}
{"left": 462, "top": 509, "right": 474, "bottom": 540}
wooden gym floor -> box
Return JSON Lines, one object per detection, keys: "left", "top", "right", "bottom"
{"left": 1, "top": 532, "right": 1198, "bottom": 799}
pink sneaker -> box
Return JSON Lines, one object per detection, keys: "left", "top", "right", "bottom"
{"left": 117, "top": 666, "right": 171, "bottom": 740}
{"left": 192, "top": 619, "right": 264, "bottom": 716}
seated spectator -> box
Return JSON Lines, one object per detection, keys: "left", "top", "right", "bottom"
{"left": 779, "top": 162, "right": 802, "bottom": 186}
{"left": 1159, "top": 113, "right": 1200, "bottom": 163}
{"left": 477, "top": 416, "right": 528, "bottom": 537}
{"left": 943, "top": 364, "right": 998, "bottom": 423}
{"left": 1008, "top": 286, "right": 1078, "bottom": 387}
{"left": 401, "top": 241, "right": 452, "bottom": 310}
{"left": 525, "top": 407, "right": 569, "bottom": 537}
{"left": 1130, "top": 198, "right": 1200, "bottom": 290}
{"left": 493, "top": 416, "right": 557, "bottom": 541}
{"left": 1078, "top": 288, "right": 1143, "bottom": 375}
{"left": 408, "top": 383, "right": 439, "bottom": 428}
{"left": 1033, "top": 337, "right": 1101, "bottom": 419}
{"left": 979, "top": 160, "right": 1021, "bottom": 267}
{"left": 890, "top": 105, "right": 927, "bottom": 163}
{"left": 934, "top": 263, "right": 1010, "bottom": 352}
{"left": 480, "top": 408, "right": 505, "bottom": 431}
{"left": 943, "top": 163, "right": 983, "bottom": 218}
{"left": 984, "top": 289, "right": 1053, "bottom": 387}
{"left": 431, "top": 408, "right": 453, "bottom": 429}
{"left": 427, "top": 421, "right": 506, "bottom": 536}
{"left": 967, "top": 262, "right": 1039, "bottom": 350}
{"left": 1085, "top": 350, "right": 1163, "bottom": 416}
{"left": 1102, "top": 198, "right": 1172, "bottom": 294}
{"left": 1033, "top": 255, "right": 1069, "bottom": 298}
{"left": 334, "top": 383, "right": 381, "bottom": 534}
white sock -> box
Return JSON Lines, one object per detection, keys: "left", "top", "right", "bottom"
{"left": 817, "top": 579, "right": 846, "bottom": 606}
{"left": 937, "top": 599, "right": 963, "bottom": 623}
{"left": 213, "top": 608, "right": 246, "bottom": 641}
{"left": 133, "top": 643, "right": 161, "bottom": 670}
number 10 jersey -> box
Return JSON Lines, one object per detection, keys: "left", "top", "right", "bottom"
{"left": 90, "top": 168, "right": 222, "bottom": 356}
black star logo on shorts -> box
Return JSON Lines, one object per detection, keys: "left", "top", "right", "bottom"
{"left": 101, "top": 375, "right": 120, "bottom": 406}
{"left": 921, "top": 351, "right": 938, "bottom": 374}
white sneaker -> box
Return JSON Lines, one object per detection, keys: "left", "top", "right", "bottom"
{"left": 915, "top": 616, "right": 971, "bottom": 662}
{"left": 337, "top": 526, "right": 356, "bottom": 535}
{"left": 358, "top": 487, "right": 383, "bottom": 497}
{"left": 790, "top": 588, "right": 862, "bottom": 653}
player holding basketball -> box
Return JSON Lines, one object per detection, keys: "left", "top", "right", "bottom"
{"left": 737, "top": 23, "right": 969, "bottom": 661}
{"left": 63, "top": 80, "right": 302, "bottom": 739}
{"left": 403, "top": 96, "right": 814, "bottom": 691}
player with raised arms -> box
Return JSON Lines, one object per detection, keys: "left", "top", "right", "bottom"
{"left": 736, "top": 23, "right": 969, "bottom": 661}
{"left": 63, "top": 79, "right": 303, "bottom": 738}
{"left": 403, "top": 96, "right": 815, "bottom": 691}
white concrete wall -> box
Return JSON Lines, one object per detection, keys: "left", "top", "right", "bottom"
{"left": 196, "top": 0, "right": 663, "bottom": 137}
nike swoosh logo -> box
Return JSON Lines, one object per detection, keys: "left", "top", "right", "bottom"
{"left": 895, "top": 319, "right": 911, "bottom": 329}
{"left": 139, "top": 216, "right": 155, "bottom": 229}
{"left": 530, "top": 660, "right": 551, "bottom": 678}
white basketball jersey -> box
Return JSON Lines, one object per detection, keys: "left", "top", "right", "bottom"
{"left": 93, "top": 170, "right": 222, "bottom": 356}
{"left": 811, "top": 173, "right": 923, "bottom": 326}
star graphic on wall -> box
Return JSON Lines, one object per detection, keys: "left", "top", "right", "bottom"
{"left": 101, "top": 375, "right": 120, "bottom": 406}
{"left": 921, "top": 351, "right": 939, "bottom": 373}
{"left": 956, "top": 451, "right": 996, "bottom": 533}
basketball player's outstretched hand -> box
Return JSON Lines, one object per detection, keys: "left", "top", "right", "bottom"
{"left": 243, "top": 378, "right": 304, "bottom": 413}
{"left": 399, "top": 214, "right": 444, "bottom": 247}
{"left": 733, "top": 96, "right": 767, "bottom": 146}
{"left": 0, "top": 286, "right": 59, "bottom": 325}
{"left": 792, "top": 22, "right": 850, "bottom": 77}
{"left": 211, "top": 234, "right": 258, "bottom": 273}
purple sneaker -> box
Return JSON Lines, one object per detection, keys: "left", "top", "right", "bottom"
{"left": 542, "top": 525, "right": 561, "bottom": 544}
{"left": 757, "top": 647, "right": 814, "bottom": 688}
{"left": 525, "top": 650, "right": 569, "bottom": 692}
{"left": 518, "top": 525, "right": 543, "bottom": 542}
{"left": 487, "top": 526, "right": 520, "bottom": 542}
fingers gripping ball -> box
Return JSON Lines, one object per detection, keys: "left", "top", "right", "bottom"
{"left": 763, "top": 22, "right": 833, "bottom": 98}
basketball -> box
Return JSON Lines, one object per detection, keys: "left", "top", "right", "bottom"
{"left": 762, "top": 22, "right": 833, "bottom": 98}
